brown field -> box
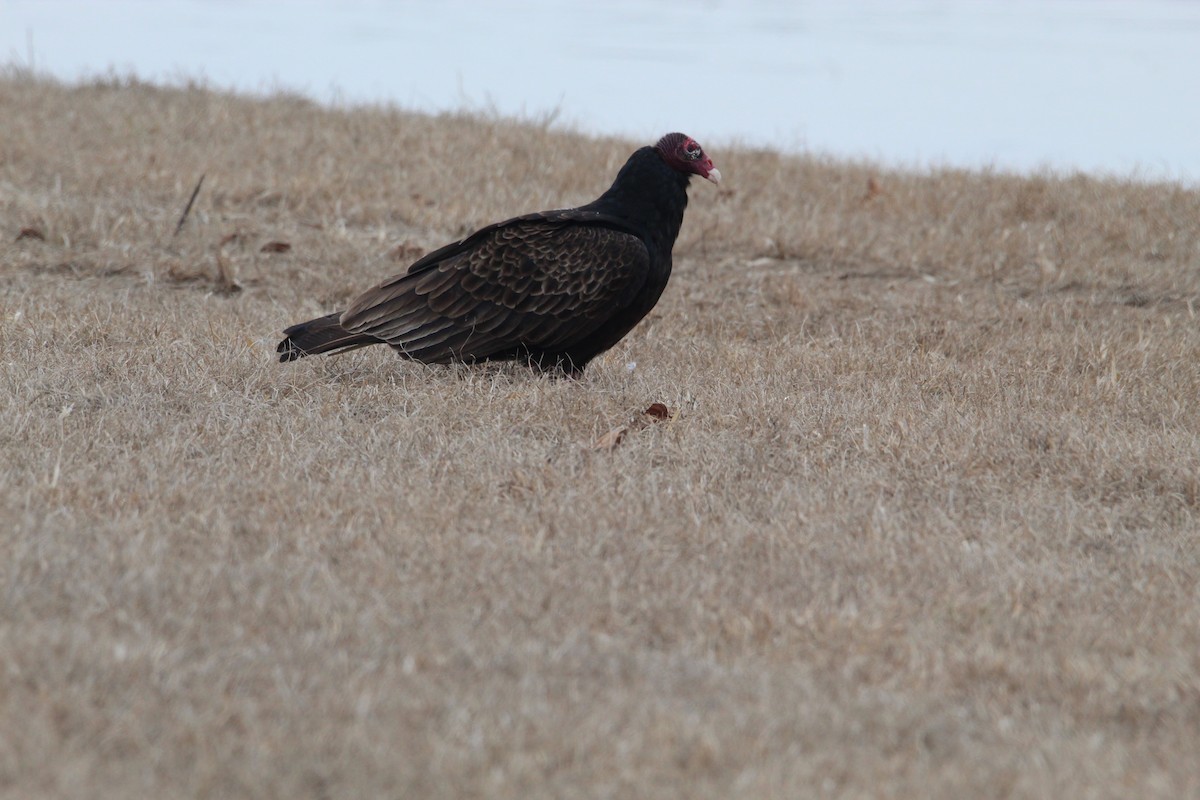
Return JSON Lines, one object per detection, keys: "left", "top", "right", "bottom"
{"left": 2, "top": 72, "right": 1200, "bottom": 798}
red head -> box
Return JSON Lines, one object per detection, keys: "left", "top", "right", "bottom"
{"left": 654, "top": 133, "right": 721, "bottom": 184}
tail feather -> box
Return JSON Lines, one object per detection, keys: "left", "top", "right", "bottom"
{"left": 277, "top": 312, "right": 383, "bottom": 362}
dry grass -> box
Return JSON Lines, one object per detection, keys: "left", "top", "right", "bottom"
{"left": 2, "top": 72, "right": 1200, "bottom": 799}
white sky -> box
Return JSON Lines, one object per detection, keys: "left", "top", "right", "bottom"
{"left": 2, "top": 0, "right": 1198, "bottom": 181}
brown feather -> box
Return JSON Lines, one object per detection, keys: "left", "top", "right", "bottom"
{"left": 276, "top": 313, "right": 382, "bottom": 361}
{"left": 339, "top": 223, "right": 649, "bottom": 362}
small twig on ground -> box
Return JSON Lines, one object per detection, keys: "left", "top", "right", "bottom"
{"left": 173, "top": 173, "right": 206, "bottom": 237}
{"left": 214, "top": 249, "right": 243, "bottom": 295}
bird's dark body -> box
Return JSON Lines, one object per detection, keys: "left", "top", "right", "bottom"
{"left": 278, "top": 136, "right": 714, "bottom": 374}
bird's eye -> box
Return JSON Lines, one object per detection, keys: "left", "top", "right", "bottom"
{"left": 683, "top": 140, "right": 702, "bottom": 161}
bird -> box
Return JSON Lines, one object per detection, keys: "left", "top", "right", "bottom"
{"left": 277, "top": 132, "right": 720, "bottom": 375}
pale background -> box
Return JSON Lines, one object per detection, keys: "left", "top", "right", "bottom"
{"left": 2, "top": 0, "right": 1198, "bottom": 179}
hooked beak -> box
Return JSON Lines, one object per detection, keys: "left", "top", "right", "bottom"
{"left": 704, "top": 167, "right": 722, "bottom": 185}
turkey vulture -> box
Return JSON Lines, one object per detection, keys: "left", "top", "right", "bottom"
{"left": 277, "top": 132, "right": 720, "bottom": 374}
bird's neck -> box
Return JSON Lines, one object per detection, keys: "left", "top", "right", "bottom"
{"left": 589, "top": 147, "right": 690, "bottom": 254}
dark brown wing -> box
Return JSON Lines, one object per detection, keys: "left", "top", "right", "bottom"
{"left": 339, "top": 214, "right": 650, "bottom": 364}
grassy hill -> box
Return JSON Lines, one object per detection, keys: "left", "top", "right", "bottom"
{"left": 3, "top": 73, "right": 1199, "bottom": 798}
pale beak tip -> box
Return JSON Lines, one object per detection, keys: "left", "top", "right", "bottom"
{"left": 705, "top": 167, "right": 722, "bottom": 185}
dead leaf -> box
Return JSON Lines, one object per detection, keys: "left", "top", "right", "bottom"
{"left": 260, "top": 241, "right": 291, "bottom": 253}
{"left": 389, "top": 240, "right": 426, "bottom": 262}
{"left": 862, "top": 177, "right": 886, "bottom": 204}
{"left": 644, "top": 402, "right": 670, "bottom": 421}
{"left": 591, "top": 425, "right": 628, "bottom": 451}
{"left": 220, "top": 231, "right": 246, "bottom": 248}
{"left": 16, "top": 227, "right": 45, "bottom": 242}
